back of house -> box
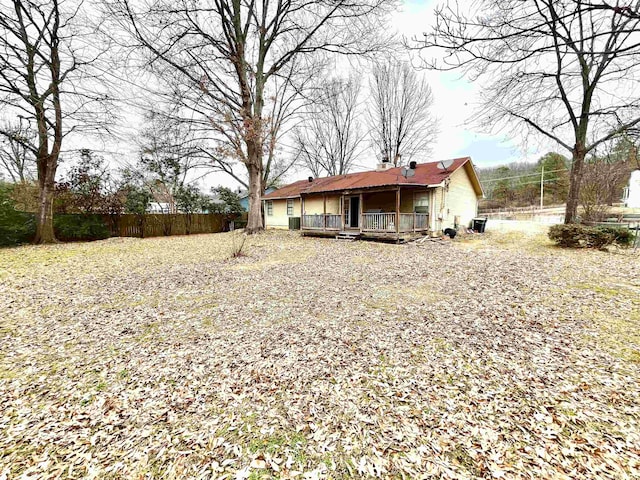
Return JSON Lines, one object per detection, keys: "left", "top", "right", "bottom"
{"left": 262, "top": 158, "right": 484, "bottom": 239}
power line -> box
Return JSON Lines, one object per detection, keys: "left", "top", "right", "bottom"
{"left": 481, "top": 168, "right": 568, "bottom": 183}
{"left": 496, "top": 178, "right": 565, "bottom": 187}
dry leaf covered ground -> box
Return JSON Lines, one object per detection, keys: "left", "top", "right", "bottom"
{"left": 0, "top": 230, "right": 639, "bottom": 479}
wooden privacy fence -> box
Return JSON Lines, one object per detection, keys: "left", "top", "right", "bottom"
{"left": 105, "top": 214, "right": 228, "bottom": 238}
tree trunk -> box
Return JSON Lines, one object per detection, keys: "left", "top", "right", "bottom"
{"left": 33, "top": 165, "right": 57, "bottom": 244}
{"left": 246, "top": 161, "right": 264, "bottom": 234}
{"left": 564, "top": 145, "right": 586, "bottom": 224}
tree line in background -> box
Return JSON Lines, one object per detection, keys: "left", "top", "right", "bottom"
{"left": 421, "top": 0, "right": 640, "bottom": 224}
{"left": 3, "top": 1, "right": 640, "bottom": 243}
{"left": 479, "top": 136, "right": 639, "bottom": 221}
{"left": 0, "top": 0, "right": 441, "bottom": 243}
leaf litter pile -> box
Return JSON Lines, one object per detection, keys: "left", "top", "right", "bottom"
{"left": 0, "top": 231, "right": 639, "bottom": 479}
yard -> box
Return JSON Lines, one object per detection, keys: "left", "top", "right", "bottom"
{"left": 0, "top": 230, "right": 639, "bottom": 479}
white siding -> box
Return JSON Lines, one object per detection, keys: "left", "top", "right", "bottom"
{"left": 430, "top": 166, "right": 479, "bottom": 234}
{"left": 264, "top": 198, "right": 300, "bottom": 229}
{"left": 447, "top": 167, "right": 479, "bottom": 229}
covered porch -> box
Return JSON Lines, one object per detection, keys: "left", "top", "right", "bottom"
{"left": 300, "top": 187, "right": 432, "bottom": 239}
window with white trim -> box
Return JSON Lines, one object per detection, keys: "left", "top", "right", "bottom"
{"left": 286, "top": 199, "right": 294, "bottom": 216}
{"left": 414, "top": 192, "right": 430, "bottom": 213}
{"left": 266, "top": 200, "right": 273, "bottom": 216}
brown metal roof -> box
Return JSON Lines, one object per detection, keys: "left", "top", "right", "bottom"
{"left": 263, "top": 157, "right": 483, "bottom": 199}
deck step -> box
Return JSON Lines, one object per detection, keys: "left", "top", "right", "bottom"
{"left": 336, "top": 231, "right": 361, "bottom": 241}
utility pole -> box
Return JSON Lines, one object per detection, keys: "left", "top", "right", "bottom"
{"left": 540, "top": 165, "right": 544, "bottom": 209}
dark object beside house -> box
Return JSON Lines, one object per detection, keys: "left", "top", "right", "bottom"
{"left": 472, "top": 218, "right": 487, "bottom": 233}
{"left": 443, "top": 228, "right": 457, "bottom": 239}
{"left": 289, "top": 216, "right": 301, "bottom": 230}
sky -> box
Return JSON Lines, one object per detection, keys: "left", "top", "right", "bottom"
{"left": 1, "top": 0, "right": 555, "bottom": 189}
{"left": 389, "top": 0, "right": 547, "bottom": 169}
{"left": 117, "top": 0, "right": 551, "bottom": 192}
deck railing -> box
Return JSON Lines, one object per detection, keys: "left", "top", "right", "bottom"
{"left": 302, "top": 212, "right": 429, "bottom": 233}
{"left": 399, "top": 213, "right": 414, "bottom": 232}
{"left": 325, "top": 214, "right": 341, "bottom": 229}
{"left": 362, "top": 212, "right": 396, "bottom": 231}
{"left": 415, "top": 213, "right": 429, "bottom": 230}
{"left": 398, "top": 213, "right": 430, "bottom": 232}
{"left": 302, "top": 214, "right": 341, "bottom": 230}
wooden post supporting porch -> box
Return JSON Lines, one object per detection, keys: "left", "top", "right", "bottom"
{"left": 359, "top": 192, "right": 363, "bottom": 233}
{"left": 323, "top": 194, "right": 327, "bottom": 230}
{"left": 395, "top": 187, "right": 400, "bottom": 235}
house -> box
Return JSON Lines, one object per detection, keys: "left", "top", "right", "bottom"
{"left": 147, "top": 202, "right": 173, "bottom": 214}
{"left": 623, "top": 170, "right": 640, "bottom": 208}
{"left": 238, "top": 187, "right": 276, "bottom": 211}
{"left": 262, "top": 157, "right": 484, "bottom": 240}
{"left": 146, "top": 181, "right": 177, "bottom": 214}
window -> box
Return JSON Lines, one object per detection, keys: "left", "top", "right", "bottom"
{"left": 266, "top": 200, "right": 273, "bottom": 216}
{"left": 286, "top": 199, "right": 294, "bottom": 216}
{"left": 414, "top": 192, "right": 430, "bottom": 213}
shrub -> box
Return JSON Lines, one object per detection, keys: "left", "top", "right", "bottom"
{"left": 597, "top": 226, "right": 634, "bottom": 247}
{"left": 548, "top": 223, "right": 634, "bottom": 249}
{"left": 229, "top": 230, "right": 247, "bottom": 258}
{"left": 53, "top": 215, "right": 110, "bottom": 242}
{"left": 0, "top": 182, "right": 36, "bottom": 246}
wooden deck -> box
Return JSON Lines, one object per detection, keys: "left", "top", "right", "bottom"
{"left": 301, "top": 212, "right": 430, "bottom": 242}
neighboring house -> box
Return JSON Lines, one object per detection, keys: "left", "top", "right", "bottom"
{"left": 623, "top": 170, "right": 640, "bottom": 208}
{"left": 147, "top": 202, "right": 173, "bottom": 214}
{"left": 238, "top": 187, "right": 276, "bottom": 211}
{"left": 262, "top": 157, "right": 484, "bottom": 240}
{"left": 147, "top": 182, "right": 176, "bottom": 214}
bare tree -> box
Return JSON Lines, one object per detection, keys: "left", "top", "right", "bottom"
{"left": 294, "top": 77, "right": 364, "bottom": 177}
{"left": 105, "top": 0, "right": 395, "bottom": 233}
{"left": 368, "top": 60, "right": 437, "bottom": 166}
{"left": 187, "top": 58, "right": 314, "bottom": 192}
{"left": 0, "top": 0, "right": 111, "bottom": 242}
{"left": 419, "top": 0, "right": 640, "bottom": 224}
{"left": 135, "top": 111, "right": 210, "bottom": 213}
{"left": 580, "top": 157, "right": 633, "bottom": 221}
{"left": 0, "top": 119, "right": 36, "bottom": 182}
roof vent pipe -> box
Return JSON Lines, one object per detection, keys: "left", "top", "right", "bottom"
{"left": 409, "top": 161, "right": 417, "bottom": 170}
{"left": 308, "top": 176, "right": 313, "bottom": 183}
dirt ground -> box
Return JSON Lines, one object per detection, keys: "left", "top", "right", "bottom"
{"left": 0, "top": 230, "right": 638, "bottom": 479}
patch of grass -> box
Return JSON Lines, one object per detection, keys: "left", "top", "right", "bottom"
{"left": 572, "top": 280, "right": 640, "bottom": 363}
{"left": 247, "top": 470, "right": 270, "bottom": 480}
{"left": 447, "top": 445, "right": 481, "bottom": 476}
{"left": 230, "top": 244, "right": 316, "bottom": 271}
{"left": 0, "top": 365, "right": 20, "bottom": 380}
{"left": 248, "top": 431, "right": 307, "bottom": 454}
{"left": 431, "top": 337, "right": 454, "bottom": 353}
{"left": 458, "top": 230, "right": 554, "bottom": 254}
{"left": 364, "top": 282, "right": 442, "bottom": 311}
{"left": 135, "top": 321, "right": 161, "bottom": 343}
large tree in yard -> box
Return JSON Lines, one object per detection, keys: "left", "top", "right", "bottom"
{"left": 420, "top": 0, "right": 640, "bottom": 223}
{"left": 0, "top": 0, "right": 110, "bottom": 243}
{"left": 106, "top": 0, "right": 395, "bottom": 233}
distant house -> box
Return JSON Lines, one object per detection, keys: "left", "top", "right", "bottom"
{"left": 147, "top": 184, "right": 176, "bottom": 214}
{"left": 147, "top": 202, "right": 173, "bottom": 214}
{"left": 262, "top": 157, "right": 484, "bottom": 240}
{"left": 238, "top": 187, "right": 276, "bottom": 211}
{"left": 623, "top": 170, "right": 640, "bottom": 208}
